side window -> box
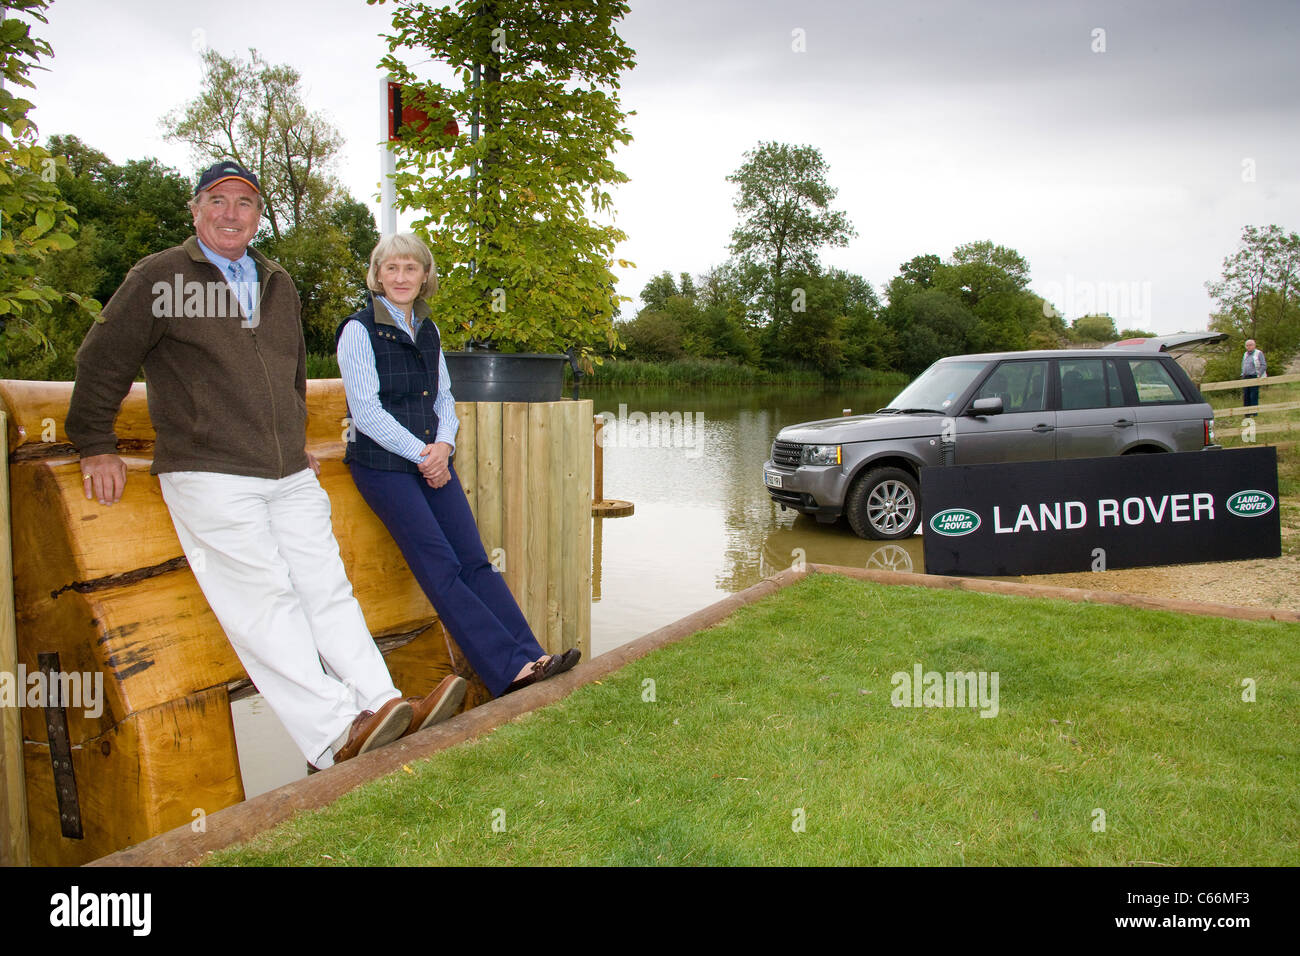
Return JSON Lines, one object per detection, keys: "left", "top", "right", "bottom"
{"left": 1059, "top": 359, "right": 1119, "bottom": 410}
{"left": 974, "top": 361, "right": 1048, "bottom": 412}
{"left": 1127, "top": 359, "right": 1185, "bottom": 405}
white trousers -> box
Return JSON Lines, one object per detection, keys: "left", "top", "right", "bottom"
{"left": 159, "top": 468, "right": 399, "bottom": 768}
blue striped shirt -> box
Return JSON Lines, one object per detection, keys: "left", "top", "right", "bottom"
{"left": 337, "top": 296, "right": 458, "bottom": 463}
{"left": 195, "top": 238, "right": 258, "bottom": 317}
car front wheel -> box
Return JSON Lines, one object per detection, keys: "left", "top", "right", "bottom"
{"left": 847, "top": 467, "right": 921, "bottom": 540}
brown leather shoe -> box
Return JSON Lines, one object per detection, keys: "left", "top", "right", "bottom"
{"left": 502, "top": 648, "right": 582, "bottom": 695}
{"left": 333, "top": 697, "right": 413, "bottom": 763}
{"left": 403, "top": 674, "right": 468, "bottom": 737}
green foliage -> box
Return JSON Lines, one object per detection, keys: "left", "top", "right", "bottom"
{"left": 0, "top": 1, "right": 98, "bottom": 346}
{"left": 726, "top": 141, "right": 855, "bottom": 332}
{"left": 882, "top": 241, "right": 1057, "bottom": 371}
{"left": 45, "top": 135, "right": 193, "bottom": 302}
{"left": 378, "top": 0, "right": 635, "bottom": 358}
{"left": 617, "top": 309, "right": 683, "bottom": 362}
{"left": 163, "top": 48, "right": 343, "bottom": 240}
{"left": 1070, "top": 313, "right": 1120, "bottom": 343}
{"left": 1206, "top": 224, "right": 1300, "bottom": 371}
{"left": 258, "top": 218, "right": 362, "bottom": 355}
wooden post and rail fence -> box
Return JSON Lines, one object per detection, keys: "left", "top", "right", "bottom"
{"left": 1199, "top": 372, "right": 1300, "bottom": 441}
{"left": 0, "top": 380, "right": 593, "bottom": 866}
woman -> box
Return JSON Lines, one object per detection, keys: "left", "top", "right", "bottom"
{"left": 336, "top": 233, "right": 579, "bottom": 697}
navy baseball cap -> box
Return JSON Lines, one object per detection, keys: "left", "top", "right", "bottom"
{"left": 194, "top": 160, "right": 261, "bottom": 196}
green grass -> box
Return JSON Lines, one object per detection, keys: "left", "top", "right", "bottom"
{"left": 210, "top": 574, "right": 1299, "bottom": 866}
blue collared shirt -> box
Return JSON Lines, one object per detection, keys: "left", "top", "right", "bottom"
{"left": 195, "top": 238, "right": 258, "bottom": 318}
{"left": 337, "top": 296, "right": 459, "bottom": 464}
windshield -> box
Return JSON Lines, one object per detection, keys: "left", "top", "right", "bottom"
{"left": 883, "top": 361, "right": 989, "bottom": 413}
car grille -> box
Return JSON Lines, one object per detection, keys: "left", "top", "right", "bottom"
{"left": 772, "top": 440, "right": 802, "bottom": 468}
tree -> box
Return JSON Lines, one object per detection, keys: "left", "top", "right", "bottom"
{"left": 0, "top": 1, "right": 96, "bottom": 344}
{"left": 163, "top": 48, "right": 343, "bottom": 241}
{"left": 726, "top": 142, "right": 855, "bottom": 333}
{"left": 1206, "top": 224, "right": 1300, "bottom": 371}
{"left": 380, "top": 0, "right": 635, "bottom": 358}
{"left": 46, "top": 135, "right": 194, "bottom": 302}
{"left": 1, "top": 137, "right": 197, "bottom": 379}
{"left": 1071, "top": 314, "right": 1120, "bottom": 342}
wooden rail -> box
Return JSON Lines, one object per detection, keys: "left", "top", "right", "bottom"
{"left": 1198, "top": 372, "right": 1300, "bottom": 392}
{"left": 0, "top": 379, "right": 591, "bottom": 865}
{"left": 0, "top": 412, "right": 29, "bottom": 867}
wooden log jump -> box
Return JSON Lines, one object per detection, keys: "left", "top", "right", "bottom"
{"left": 0, "top": 379, "right": 592, "bottom": 865}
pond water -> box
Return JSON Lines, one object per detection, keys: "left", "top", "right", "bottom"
{"left": 234, "top": 382, "right": 925, "bottom": 796}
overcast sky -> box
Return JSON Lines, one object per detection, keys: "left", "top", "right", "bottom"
{"left": 24, "top": 0, "right": 1300, "bottom": 334}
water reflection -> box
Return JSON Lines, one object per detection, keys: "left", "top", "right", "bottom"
{"left": 588, "top": 383, "right": 920, "bottom": 654}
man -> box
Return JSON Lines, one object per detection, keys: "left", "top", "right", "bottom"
{"left": 66, "top": 160, "right": 464, "bottom": 770}
{"left": 1241, "top": 338, "right": 1267, "bottom": 415}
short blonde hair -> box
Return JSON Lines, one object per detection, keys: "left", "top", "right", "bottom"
{"left": 367, "top": 233, "right": 438, "bottom": 299}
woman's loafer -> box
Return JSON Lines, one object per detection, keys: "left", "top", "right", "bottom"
{"left": 502, "top": 648, "right": 582, "bottom": 695}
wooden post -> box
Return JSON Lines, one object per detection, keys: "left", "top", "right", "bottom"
{"left": 501, "top": 403, "right": 530, "bottom": 625}
{"left": 593, "top": 416, "right": 605, "bottom": 503}
{"left": 474, "top": 401, "right": 503, "bottom": 560}
{"left": 0, "top": 411, "right": 30, "bottom": 866}
{"left": 456, "top": 402, "right": 478, "bottom": 521}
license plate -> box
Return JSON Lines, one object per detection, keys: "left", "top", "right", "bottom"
{"left": 764, "top": 471, "right": 782, "bottom": 489}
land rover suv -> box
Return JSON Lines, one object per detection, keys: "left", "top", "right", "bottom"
{"left": 763, "top": 347, "right": 1218, "bottom": 539}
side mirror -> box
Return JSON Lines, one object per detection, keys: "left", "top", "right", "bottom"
{"left": 969, "top": 397, "right": 1003, "bottom": 416}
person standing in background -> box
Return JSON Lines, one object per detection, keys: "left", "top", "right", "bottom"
{"left": 1241, "top": 339, "right": 1266, "bottom": 415}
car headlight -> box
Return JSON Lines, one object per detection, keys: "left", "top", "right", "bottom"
{"left": 802, "top": 444, "right": 842, "bottom": 465}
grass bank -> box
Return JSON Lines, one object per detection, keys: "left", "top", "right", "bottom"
{"left": 209, "top": 574, "right": 1298, "bottom": 866}
{"left": 305, "top": 353, "right": 907, "bottom": 389}
{"left": 574, "top": 358, "right": 908, "bottom": 388}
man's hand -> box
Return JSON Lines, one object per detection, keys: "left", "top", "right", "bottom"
{"left": 81, "top": 454, "right": 127, "bottom": 506}
{"left": 307, "top": 451, "right": 321, "bottom": 477}
{"left": 418, "top": 442, "right": 453, "bottom": 490}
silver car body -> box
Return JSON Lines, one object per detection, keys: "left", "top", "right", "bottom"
{"left": 763, "top": 347, "right": 1218, "bottom": 538}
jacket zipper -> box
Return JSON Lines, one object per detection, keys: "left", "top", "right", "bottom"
{"left": 248, "top": 272, "right": 284, "bottom": 477}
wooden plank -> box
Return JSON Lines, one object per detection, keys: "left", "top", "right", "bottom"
{"left": 474, "top": 402, "right": 503, "bottom": 560}
{"left": 1214, "top": 400, "right": 1300, "bottom": 417}
{"left": 1199, "top": 372, "right": 1300, "bottom": 392}
{"left": 25, "top": 686, "right": 243, "bottom": 866}
{"left": 0, "top": 378, "right": 352, "bottom": 452}
{"left": 559, "top": 404, "right": 580, "bottom": 654}
{"left": 525, "top": 404, "right": 552, "bottom": 649}
{"left": 545, "top": 405, "right": 566, "bottom": 654}
{"left": 0, "top": 380, "right": 151, "bottom": 451}
{"left": 305, "top": 379, "right": 351, "bottom": 450}
{"left": 501, "top": 403, "right": 530, "bottom": 623}
{"left": 455, "top": 401, "right": 477, "bottom": 522}
{"left": 9, "top": 456, "right": 181, "bottom": 616}
{"left": 1219, "top": 422, "right": 1300, "bottom": 438}
{"left": 0, "top": 412, "right": 30, "bottom": 867}
{"left": 574, "top": 401, "right": 594, "bottom": 659}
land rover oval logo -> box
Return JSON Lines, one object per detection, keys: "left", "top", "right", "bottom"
{"left": 929, "top": 508, "right": 981, "bottom": 536}
{"left": 1225, "top": 490, "right": 1275, "bottom": 518}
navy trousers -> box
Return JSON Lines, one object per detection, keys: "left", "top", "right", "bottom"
{"left": 349, "top": 462, "right": 546, "bottom": 696}
{"left": 1242, "top": 374, "right": 1259, "bottom": 409}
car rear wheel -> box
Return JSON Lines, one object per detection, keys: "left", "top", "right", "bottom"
{"left": 847, "top": 467, "right": 920, "bottom": 540}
